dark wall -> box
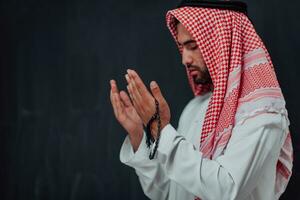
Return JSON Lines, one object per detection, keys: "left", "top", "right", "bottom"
{"left": 0, "top": 0, "right": 299, "bottom": 199}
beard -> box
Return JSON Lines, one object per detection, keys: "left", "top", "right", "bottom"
{"left": 188, "top": 65, "right": 212, "bottom": 85}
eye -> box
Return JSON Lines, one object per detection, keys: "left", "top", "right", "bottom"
{"left": 187, "top": 43, "right": 198, "bottom": 50}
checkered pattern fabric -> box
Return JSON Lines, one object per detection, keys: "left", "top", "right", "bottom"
{"left": 166, "top": 6, "right": 293, "bottom": 199}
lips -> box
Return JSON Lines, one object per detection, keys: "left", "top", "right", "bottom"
{"left": 188, "top": 68, "right": 199, "bottom": 77}
{"left": 189, "top": 70, "right": 199, "bottom": 76}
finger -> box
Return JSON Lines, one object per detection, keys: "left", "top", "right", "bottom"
{"left": 125, "top": 73, "right": 142, "bottom": 102}
{"left": 127, "top": 69, "right": 150, "bottom": 97}
{"left": 115, "top": 93, "right": 125, "bottom": 119}
{"left": 127, "top": 84, "right": 144, "bottom": 119}
{"left": 127, "top": 70, "right": 154, "bottom": 111}
{"left": 110, "top": 79, "right": 119, "bottom": 94}
{"left": 120, "top": 90, "right": 133, "bottom": 107}
{"left": 109, "top": 80, "right": 125, "bottom": 119}
{"left": 126, "top": 76, "right": 143, "bottom": 106}
{"left": 111, "top": 93, "right": 120, "bottom": 118}
{"left": 110, "top": 90, "right": 119, "bottom": 118}
{"left": 130, "top": 80, "right": 143, "bottom": 103}
{"left": 125, "top": 73, "right": 131, "bottom": 85}
{"left": 127, "top": 84, "right": 141, "bottom": 109}
{"left": 111, "top": 79, "right": 126, "bottom": 109}
{"left": 126, "top": 84, "right": 136, "bottom": 106}
{"left": 126, "top": 82, "right": 133, "bottom": 100}
{"left": 150, "top": 81, "right": 166, "bottom": 103}
{"left": 110, "top": 80, "right": 119, "bottom": 116}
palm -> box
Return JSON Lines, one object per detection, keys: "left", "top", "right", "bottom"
{"left": 119, "top": 104, "right": 143, "bottom": 133}
{"left": 110, "top": 79, "right": 143, "bottom": 137}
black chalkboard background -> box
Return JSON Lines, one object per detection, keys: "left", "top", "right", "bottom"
{"left": 1, "top": 0, "right": 299, "bottom": 199}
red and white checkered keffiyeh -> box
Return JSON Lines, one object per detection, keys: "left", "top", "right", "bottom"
{"left": 166, "top": 6, "right": 293, "bottom": 199}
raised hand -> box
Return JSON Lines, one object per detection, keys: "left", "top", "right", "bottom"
{"left": 125, "top": 69, "right": 171, "bottom": 139}
{"left": 110, "top": 79, "right": 143, "bottom": 151}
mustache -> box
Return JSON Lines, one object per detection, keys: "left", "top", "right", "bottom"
{"left": 186, "top": 64, "right": 208, "bottom": 73}
{"left": 186, "top": 64, "right": 213, "bottom": 85}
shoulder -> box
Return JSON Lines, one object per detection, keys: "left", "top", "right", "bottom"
{"left": 229, "top": 112, "right": 289, "bottom": 150}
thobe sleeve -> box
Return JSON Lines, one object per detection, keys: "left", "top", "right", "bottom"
{"left": 156, "top": 112, "right": 288, "bottom": 200}
{"left": 119, "top": 131, "right": 170, "bottom": 200}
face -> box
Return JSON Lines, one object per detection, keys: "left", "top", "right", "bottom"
{"left": 176, "top": 23, "right": 212, "bottom": 85}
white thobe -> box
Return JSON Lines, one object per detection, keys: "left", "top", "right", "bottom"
{"left": 119, "top": 92, "right": 288, "bottom": 200}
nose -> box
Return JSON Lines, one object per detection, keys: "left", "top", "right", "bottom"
{"left": 182, "top": 48, "right": 192, "bottom": 67}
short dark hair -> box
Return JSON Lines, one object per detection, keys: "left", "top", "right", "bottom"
{"left": 173, "top": 18, "right": 180, "bottom": 26}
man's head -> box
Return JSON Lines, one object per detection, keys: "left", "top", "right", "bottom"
{"left": 176, "top": 22, "right": 212, "bottom": 85}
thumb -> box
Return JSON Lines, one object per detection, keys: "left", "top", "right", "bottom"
{"left": 150, "top": 81, "right": 165, "bottom": 102}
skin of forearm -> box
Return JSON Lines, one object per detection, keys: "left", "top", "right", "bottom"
{"left": 128, "top": 130, "right": 143, "bottom": 152}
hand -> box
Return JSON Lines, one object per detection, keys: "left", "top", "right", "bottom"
{"left": 125, "top": 69, "right": 171, "bottom": 139}
{"left": 109, "top": 79, "right": 143, "bottom": 151}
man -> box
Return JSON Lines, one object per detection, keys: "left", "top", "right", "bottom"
{"left": 109, "top": 1, "right": 293, "bottom": 199}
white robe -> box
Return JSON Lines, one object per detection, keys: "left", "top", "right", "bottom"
{"left": 119, "top": 92, "right": 288, "bottom": 200}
